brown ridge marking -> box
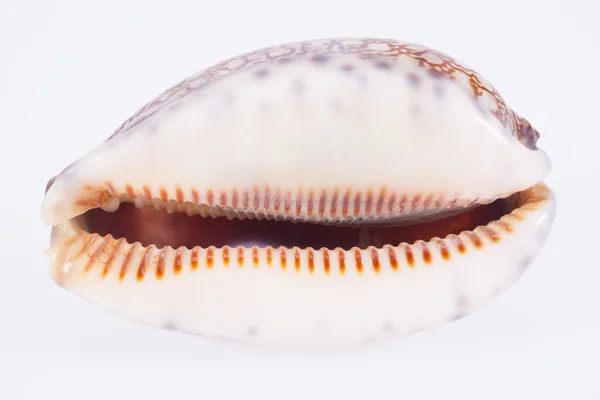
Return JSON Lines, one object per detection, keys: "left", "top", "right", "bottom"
{"left": 137, "top": 246, "right": 153, "bottom": 281}
{"left": 365, "top": 190, "right": 374, "bottom": 217}
{"left": 252, "top": 247, "right": 259, "bottom": 267}
{"left": 353, "top": 192, "right": 362, "bottom": 217}
{"left": 280, "top": 248, "right": 287, "bottom": 270}
{"left": 158, "top": 187, "right": 168, "bottom": 202}
{"left": 266, "top": 247, "right": 273, "bottom": 266}
{"left": 354, "top": 249, "right": 364, "bottom": 274}
{"left": 307, "top": 190, "right": 314, "bottom": 217}
{"left": 71, "top": 235, "right": 97, "bottom": 263}
{"left": 237, "top": 246, "right": 245, "bottom": 267}
{"left": 119, "top": 243, "right": 138, "bottom": 281}
{"left": 241, "top": 190, "right": 249, "bottom": 210}
{"left": 466, "top": 232, "right": 483, "bottom": 248}
{"left": 496, "top": 220, "right": 514, "bottom": 233}
{"left": 84, "top": 236, "right": 110, "bottom": 273}
{"left": 206, "top": 247, "right": 214, "bottom": 268}
{"left": 222, "top": 247, "right": 230, "bottom": 266}
{"left": 263, "top": 186, "right": 271, "bottom": 210}
{"left": 156, "top": 247, "right": 167, "bottom": 279}
{"left": 191, "top": 247, "right": 199, "bottom": 270}
{"left": 434, "top": 194, "right": 445, "bottom": 208}
{"left": 322, "top": 249, "right": 331, "bottom": 275}
{"left": 174, "top": 247, "right": 183, "bottom": 274}
{"left": 330, "top": 188, "right": 339, "bottom": 218}
{"left": 125, "top": 184, "right": 136, "bottom": 199}
{"left": 411, "top": 194, "right": 422, "bottom": 211}
{"left": 273, "top": 188, "right": 281, "bottom": 212}
{"left": 284, "top": 191, "right": 291, "bottom": 214}
{"left": 482, "top": 226, "right": 500, "bottom": 242}
{"left": 398, "top": 195, "right": 408, "bottom": 213}
{"left": 294, "top": 248, "right": 301, "bottom": 272}
{"left": 308, "top": 249, "right": 315, "bottom": 274}
{"left": 437, "top": 239, "right": 450, "bottom": 260}
{"left": 342, "top": 189, "right": 351, "bottom": 217}
{"left": 191, "top": 188, "right": 200, "bottom": 204}
{"left": 376, "top": 187, "right": 386, "bottom": 216}
{"left": 387, "top": 245, "right": 399, "bottom": 271}
{"left": 318, "top": 189, "right": 326, "bottom": 218}
{"left": 338, "top": 250, "right": 346, "bottom": 275}
{"left": 404, "top": 244, "right": 415, "bottom": 267}
{"left": 454, "top": 235, "right": 467, "bottom": 253}
{"left": 388, "top": 193, "right": 397, "bottom": 213}
{"left": 105, "top": 181, "right": 117, "bottom": 196}
{"left": 253, "top": 187, "right": 260, "bottom": 211}
{"left": 102, "top": 238, "right": 124, "bottom": 278}
{"left": 219, "top": 191, "right": 227, "bottom": 208}
{"left": 371, "top": 247, "right": 380, "bottom": 273}
{"left": 423, "top": 194, "right": 434, "bottom": 209}
{"left": 207, "top": 190, "right": 214, "bottom": 206}
{"left": 232, "top": 189, "right": 239, "bottom": 208}
{"left": 421, "top": 241, "right": 432, "bottom": 264}
{"left": 295, "top": 189, "right": 303, "bottom": 216}
{"left": 175, "top": 186, "right": 184, "bottom": 204}
{"left": 143, "top": 185, "right": 153, "bottom": 200}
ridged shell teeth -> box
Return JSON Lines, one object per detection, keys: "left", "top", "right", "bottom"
{"left": 101, "top": 197, "right": 120, "bottom": 212}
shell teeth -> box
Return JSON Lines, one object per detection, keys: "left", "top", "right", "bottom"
{"left": 134, "top": 197, "right": 146, "bottom": 209}
{"left": 101, "top": 197, "right": 120, "bottom": 212}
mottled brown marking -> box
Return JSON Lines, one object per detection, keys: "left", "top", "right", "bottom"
{"left": 191, "top": 188, "right": 200, "bottom": 204}
{"left": 318, "top": 190, "right": 326, "bottom": 218}
{"left": 322, "top": 249, "right": 331, "bottom": 275}
{"left": 387, "top": 245, "right": 399, "bottom": 270}
{"left": 307, "top": 190, "right": 314, "bottom": 217}
{"left": 156, "top": 247, "right": 167, "bottom": 279}
{"left": 453, "top": 235, "right": 467, "bottom": 253}
{"left": 404, "top": 244, "right": 415, "bottom": 267}
{"left": 206, "top": 247, "right": 214, "bottom": 268}
{"left": 84, "top": 236, "right": 110, "bottom": 273}
{"left": 174, "top": 247, "right": 183, "bottom": 274}
{"left": 388, "top": 193, "right": 397, "bottom": 213}
{"left": 159, "top": 187, "right": 169, "bottom": 202}
{"left": 119, "top": 243, "right": 138, "bottom": 281}
{"left": 411, "top": 194, "right": 422, "bottom": 210}
{"left": 263, "top": 187, "right": 271, "bottom": 210}
{"left": 137, "top": 246, "right": 153, "bottom": 281}
{"left": 253, "top": 187, "right": 260, "bottom": 210}
{"left": 241, "top": 190, "right": 249, "bottom": 210}
{"left": 370, "top": 247, "right": 380, "bottom": 273}
{"left": 124, "top": 184, "right": 136, "bottom": 199}
{"left": 423, "top": 194, "right": 434, "bottom": 209}
{"left": 434, "top": 194, "right": 445, "bottom": 208}
{"left": 338, "top": 250, "right": 346, "bottom": 275}
{"left": 295, "top": 248, "right": 301, "bottom": 272}
{"left": 266, "top": 247, "right": 273, "bottom": 266}
{"left": 143, "top": 185, "right": 153, "bottom": 200}
{"left": 175, "top": 186, "right": 184, "bottom": 204}
{"left": 252, "top": 247, "right": 259, "bottom": 267}
{"left": 102, "top": 238, "right": 124, "bottom": 278}
{"left": 71, "top": 234, "right": 97, "bottom": 263}
{"left": 207, "top": 190, "right": 214, "bottom": 206}
{"left": 237, "top": 246, "right": 244, "bottom": 267}
{"left": 354, "top": 249, "right": 363, "bottom": 274}
{"left": 308, "top": 249, "right": 315, "bottom": 274}
{"left": 219, "top": 191, "right": 227, "bottom": 208}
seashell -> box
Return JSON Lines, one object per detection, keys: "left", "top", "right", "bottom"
{"left": 41, "top": 37, "right": 556, "bottom": 345}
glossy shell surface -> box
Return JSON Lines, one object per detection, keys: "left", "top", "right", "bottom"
{"left": 42, "top": 38, "right": 555, "bottom": 345}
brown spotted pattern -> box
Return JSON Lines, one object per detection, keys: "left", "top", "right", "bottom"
{"left": 57, "top": 183, "right": 551, "bottom": 283}
{"left": 106, "top": 38, "right": 539, "bottom": 150}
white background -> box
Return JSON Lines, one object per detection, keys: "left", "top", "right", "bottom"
{"left": 1, "top": 0, "right": 597, "bottom": 399}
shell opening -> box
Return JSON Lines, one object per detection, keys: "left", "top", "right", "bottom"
{"left": 75, "top": 192, "right": 518, "bottom": 251}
